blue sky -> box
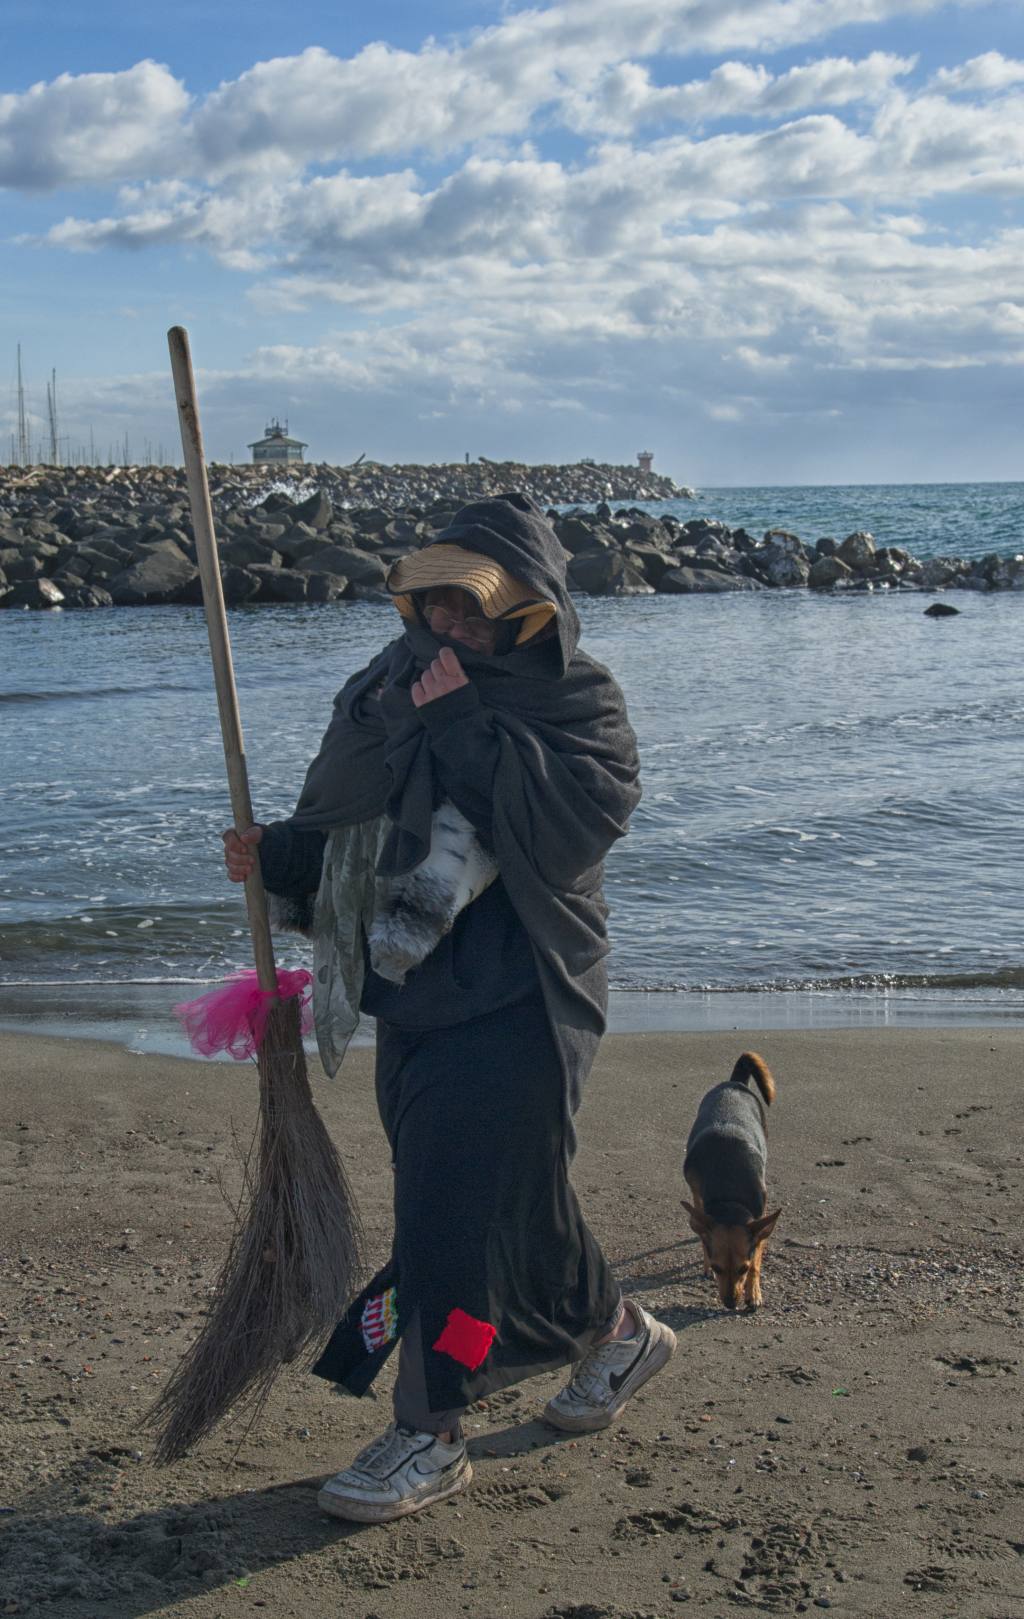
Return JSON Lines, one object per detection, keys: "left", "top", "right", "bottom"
{"left": 2, "top": 0, "right": 1023, "bottom": 483}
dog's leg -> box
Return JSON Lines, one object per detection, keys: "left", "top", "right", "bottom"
{"left": 746, "top": 1244, "right": 764, "bottom": 1308}
{"left": 683, "top": 1183, "right": 712, "bottom": 1276}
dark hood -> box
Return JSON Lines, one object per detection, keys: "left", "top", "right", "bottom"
{"left": 428, "top": 492, "right": 579, "bottom": 677}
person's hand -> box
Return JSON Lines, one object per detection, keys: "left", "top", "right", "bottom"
{"left": 411, "top": 645, "right": 470, "bottom": 708}
{"left": 223, "top": 824, "right": 263, "bottom": 883}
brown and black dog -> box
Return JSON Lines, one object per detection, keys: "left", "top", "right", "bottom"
{"left": 682, "top": 1052, "right": 781, "bottom": 1310}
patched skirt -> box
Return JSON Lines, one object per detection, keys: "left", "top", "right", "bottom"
{"left": 311, "top": 993, "right": 620, "bottom": 1413}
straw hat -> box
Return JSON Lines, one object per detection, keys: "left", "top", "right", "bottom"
{"left": 386, "top": 543, "right": 556, "bottom": 645}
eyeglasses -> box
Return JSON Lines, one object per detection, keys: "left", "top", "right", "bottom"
{"left": 423, "top": 603, "right": 495, "bottom": 644}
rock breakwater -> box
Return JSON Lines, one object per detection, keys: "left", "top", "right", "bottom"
{"left": 1, "top": 464, "right": 1020, "bottom": 610}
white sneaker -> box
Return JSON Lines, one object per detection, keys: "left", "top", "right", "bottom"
{"left": 543, "top": 1298, "right": 676, "bottom": 1433}
{"left": 318, "top": 1423, "right": 472, "bottom": 1523}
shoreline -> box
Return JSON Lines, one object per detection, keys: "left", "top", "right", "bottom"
{"left": 1, "top": 979, "right": 1022, "bottom": 1062}
{"left": 2, "top": 1024, "right": 1021, "bottom": 1617}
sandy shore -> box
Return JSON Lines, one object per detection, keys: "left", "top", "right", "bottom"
{"left": 1, "top": 1027, "right": 1021, "bottom": 1619}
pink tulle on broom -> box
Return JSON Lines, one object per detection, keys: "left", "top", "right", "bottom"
{"left": 174, "top": 968, "right": 314, "bottom": 1060}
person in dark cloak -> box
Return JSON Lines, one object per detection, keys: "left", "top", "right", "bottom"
{"left": 223, "top": 492, "right": 676, "bottom": 1523}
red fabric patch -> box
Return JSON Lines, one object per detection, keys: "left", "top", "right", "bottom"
{"left": 432, "top": 1307, "right": 497, "bottom": 1370}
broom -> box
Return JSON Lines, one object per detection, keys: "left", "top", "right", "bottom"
{"left": 146, "top": 326, "right": 364, "bottom": 1464}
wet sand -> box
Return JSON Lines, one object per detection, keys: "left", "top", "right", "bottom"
{"left": 1, "top": 1027, "right": 1021, "bottom": 1618}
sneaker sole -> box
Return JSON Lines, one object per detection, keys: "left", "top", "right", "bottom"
{"left": 543, "top": 1323, "right": 677, "bottom": 1434}
{"left": 317, "top": 1458, "right": 472, "bottom": 1523}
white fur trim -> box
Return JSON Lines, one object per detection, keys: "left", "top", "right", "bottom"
{"left": 368, "top": 800, "right": 498, "bottom": 984}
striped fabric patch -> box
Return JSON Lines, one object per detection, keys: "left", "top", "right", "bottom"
{"left": 360, "top": 1286, "right": 398, "bottom": 1352}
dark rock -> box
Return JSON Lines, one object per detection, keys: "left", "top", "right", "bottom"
{"left": 108, "top": 540, "right": 198, "bottom": 605}
{"left": 345, "top": 582, "right": 392, "bottom": 603}
{"left": 60, "top": 583, "right": 115, "bottom": 609}
{"left": 69, "top": 545, "right": 132, "bottom": 581}
{"left": 684, "top": 518, "right": 732, "bottom": 543}
{"left": 50, "top": 565, "right": 88, "bottom": 590}
{"left": 808, "top": 555, "right": 854, "bottom": 589}
{"left": 77, "top": 534, "right": 135, "bottom": 563}
{"left": 923, "top": 602, "right": 960, "bottom": 617}
{"left": 246, "top": 518, "right": 288, "bottom": 542}
{"left": 291, "top": 489, "right": 333, "bottom": 530}
{"left": 1, "top": 552, "right": 46, "bottom": 582}
{"left": 219, "top": 537, "right": 283, "bottom": 570}
{"left": 837, "top": 530, "right": 876, "bottom": 571}
{"left": 730, "top": 528, "right": 758, "bottom": 553}
{"left": 567, "top": 550, "right": 653, "bottom": 595}
{"left": 17, "top": 538, "right": 61, "bottom": 563}
{"left": 918, "top": 557, "right": 961, "bottom": 588}
{"left": 274, "top": 522, "right": 321, "bottom": 563}
{"left": 620, "top": 514, "right": 664, "bottom": 543}
{"left": 248, "top": 565, "right": 309, "bottom": 603}
{"left": 758, "top": 534, "right": 811, "bottom": 587}
{"left": 659, "top": 566, "right": 762, "bottom": 593}
{"left": 763, "top": 527, "right": 804, "bottom": 549}
{"left": 351, "top": 506, "right": 394, "bottom": 532}
{"left": 179, "top": 565, "right": 263, "bottom": 607}
{"left": 305, "top": 571, "right": 349, "bottom": 603}
{"left": 2, "top": 578, "right": 65, "bottom": 609}
{"left": 976, "top": 552, "right": 1024, "bottom": 589}
{"left": 555, "top": 515, "right": 608, "bottom": 554}
{"left": 623, "top": 542, "right": 676, "bottom": 585}
{"left": 257, "top": 491, "right": 295, "bottom": 515}
{"left": 297, "top": 545, "right": 387, "bottom": 585}
{"left": 815, "top": 537, "right": 837, "bottom": 557}
{"left": 383, "top": 517, "right": 419, "bottom": 544}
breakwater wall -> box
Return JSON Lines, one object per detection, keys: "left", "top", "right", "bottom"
{"left": 1, "top": 464, "right": 1020, "bottom": 609}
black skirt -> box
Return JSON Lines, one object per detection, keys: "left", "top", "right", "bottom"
{"left": 311, "top": 993, "right": 620, "bottom": 1412}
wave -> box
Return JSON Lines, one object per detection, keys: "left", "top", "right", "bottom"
{"left": 4, "top": 966, "right": 1021, "bottom": 994}
{"left": 610, "top": 967, "right": 1024, "bottom": 993}
{"left": 0, "top": 684, "right": 200, "bottom": 705}
{"left": 0, "top": 976, "right": 217, "bottom": 988}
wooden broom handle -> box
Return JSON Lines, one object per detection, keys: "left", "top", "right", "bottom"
{"left": 168, "top": 326, "right": 278, "bottom": 993}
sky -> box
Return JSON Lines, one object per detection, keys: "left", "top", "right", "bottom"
{"left": 1, "top": 0, "right": 1022, "bottom": 485}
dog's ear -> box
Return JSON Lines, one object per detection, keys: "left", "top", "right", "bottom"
{"left": 682, "top": 1199, "right": 711, "bottom": 1238}
{"left": 748, "top": 1208, "right": 781, "bottom": 1244}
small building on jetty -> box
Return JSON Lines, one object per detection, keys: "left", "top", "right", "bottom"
{"left": 248, "top": 419, "right": 307, "bottom": 466}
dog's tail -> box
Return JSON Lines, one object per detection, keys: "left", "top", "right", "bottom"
{"left": 729, "top": 1051, "right": 776, "bottom": 1105}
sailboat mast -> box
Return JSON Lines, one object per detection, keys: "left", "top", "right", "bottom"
{"left": 16, "top": 344, "right": 29, "bottom": 466}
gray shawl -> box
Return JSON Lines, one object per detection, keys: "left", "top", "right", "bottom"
{"left": 289, "top": 494, "right": 641, "bottom": 1146}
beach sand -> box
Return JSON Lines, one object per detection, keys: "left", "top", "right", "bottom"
{"left": 1, "top": 1027, "right": 1021, "bottom": 1619}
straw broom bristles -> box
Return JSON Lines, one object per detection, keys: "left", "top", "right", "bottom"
{"left": 145, "top": 995, "right": 364, "bottom": 1464}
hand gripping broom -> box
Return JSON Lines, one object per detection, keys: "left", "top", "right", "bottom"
{"left": 146, "top": 327, "right": 364, "bottom": 1464}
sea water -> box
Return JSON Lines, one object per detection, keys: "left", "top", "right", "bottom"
{"left": 1, "top": 483, "right": 1022, "bottom": 1048}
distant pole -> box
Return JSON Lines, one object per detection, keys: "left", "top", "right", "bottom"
{"left": 16, "top": 344, "right": 29, "bottom": 466}
{"left": 46, "top": 369, "right": 59, "bottom": 464}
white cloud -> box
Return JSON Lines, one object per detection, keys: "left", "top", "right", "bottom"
{"left": 933, "top": 51, "right": 1024, "bottom": 93}
{"left": 0, "top": 1, "right": 971, "bottom": 188}
{"left": 4, "top": 0, "right": 1021, "bottom": 479}
{"left": 564, "top": 53, "right": 917, "bottom": 135}
{"left": 0, "top": 60, "right": 188, "bottom": 189}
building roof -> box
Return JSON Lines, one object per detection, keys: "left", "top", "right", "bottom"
{"left": 248, "top": 417, "right": 307, "bottom": 449}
